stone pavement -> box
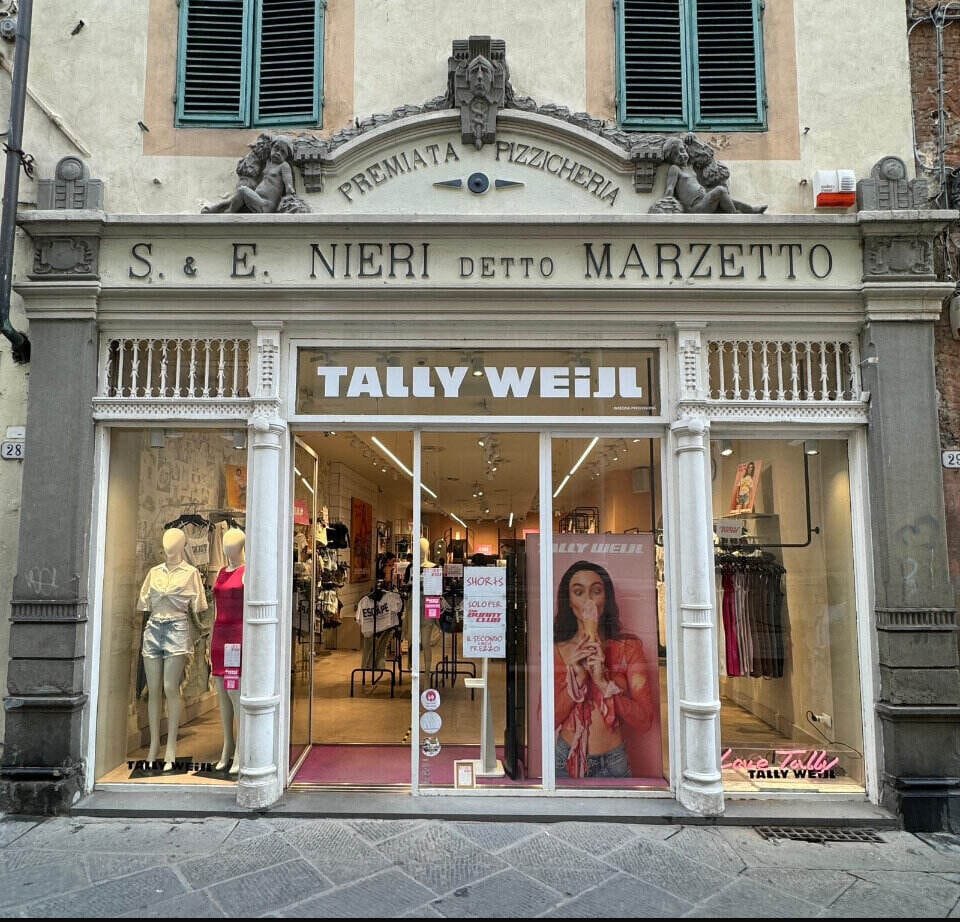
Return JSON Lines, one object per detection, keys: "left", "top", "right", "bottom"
{"left": 0, "top": 813, "right": 959, "bottom": 917}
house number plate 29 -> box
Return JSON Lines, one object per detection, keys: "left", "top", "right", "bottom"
{"left": 1, "top": 440, "right": 24, "bottom": 460}
{"left": 942, "top": 450, "right": 960, "bottom": 469}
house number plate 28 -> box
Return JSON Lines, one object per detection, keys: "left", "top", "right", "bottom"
{"left": 1, "top": 440, "right": 24, "bottom": 460}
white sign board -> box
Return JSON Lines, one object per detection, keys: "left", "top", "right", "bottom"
{"left": 462, "top": 566, "right": 507, "bottom": 658}
{"left": 422, "top": 566, "right": 443, "bottom": 595}
{"left": 715, "top": 517, "right": 745, "bottom": 540}
{"left": 943, "top": 449, "right": 960, "bottom": 469}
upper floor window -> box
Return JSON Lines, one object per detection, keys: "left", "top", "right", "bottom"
{"left": 176, "top": 0, "right": 325, "bottom": 127}
{"left": 616, "top": 0, "right": 766, "bottom": 131}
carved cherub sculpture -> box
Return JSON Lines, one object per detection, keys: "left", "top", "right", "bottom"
{"left": 202, "top": 134, "right": 310, "bottom": 214}
{"left": 649, "top": 135, "right": 767, "bottom": 215}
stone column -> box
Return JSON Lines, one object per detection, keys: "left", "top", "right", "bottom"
{"left": 672, "top": 326, "right": 723, "bottom": 815}
{"left": 237, "top": 322, "right": 285, "bottom": 809}
{"left": 860, "top": 211, "right": 960, "bottom": 831}
{"left": 1, "top": 284, "right": 100, "bottom": 813}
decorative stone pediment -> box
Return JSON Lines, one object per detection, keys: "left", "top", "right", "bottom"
{"left": 199, "top": 35, "right": 762, "bottom": 218}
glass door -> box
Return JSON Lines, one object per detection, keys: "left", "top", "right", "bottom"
{"left": 289, "top": 437, "right": 318, "bottom": 776}
{"left": 415, "top": 431, "right": 542, "bottom": 789}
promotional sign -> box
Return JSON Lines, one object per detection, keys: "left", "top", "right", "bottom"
{"left": 422, "top": 566, "right": 443, "bottom": 595}
{"left": 424, "top": 597, "right": 442, "bottom": 620}
{"left": 715, "top": 518, "right": 745, "bottom": 541}
{"left": 525, "top": 534, "right": 664, "bottom": 783}
{"left": 462, "top": 566, "right": 507, "bottom": 658}
{"left": 223, "top": 643, "right": 241, "bottom": 692}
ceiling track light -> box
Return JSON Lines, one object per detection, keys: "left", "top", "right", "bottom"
{"left": 719, "top": 439, "right": 734, "bottom": 456}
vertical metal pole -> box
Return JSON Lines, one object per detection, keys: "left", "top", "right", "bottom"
{"left": 0, "top": 0, "right": 32, "bottom": 363}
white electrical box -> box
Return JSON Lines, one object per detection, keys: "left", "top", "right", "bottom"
{"left": 813, "top": 170, "right": 856, "bottom": 207}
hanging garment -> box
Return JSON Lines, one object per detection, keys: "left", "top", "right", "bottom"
{"left": 715, "top": 552, "right": 786, "bottom": 679}
{"left": 210, "top": 565, "right": 244, "bottom": 676}
{"left": 355, "top": 589, "right": 403, "bottom": 637}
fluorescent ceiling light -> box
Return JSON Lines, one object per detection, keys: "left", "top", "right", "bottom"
{"left": 450, "top": 513, "right": 468, "bottom": 528}
{"left": 371, "top": 436, "right": 437, "bottom": 498}
{"left": 508, "top": 511, "right": 514, "bottom": 528}
{"left": 554, "top": 437, "right": 600, "bottom": 499}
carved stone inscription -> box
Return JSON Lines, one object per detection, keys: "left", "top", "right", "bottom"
{"left": 121, "top": 238, "right": 842, "bottom": 286}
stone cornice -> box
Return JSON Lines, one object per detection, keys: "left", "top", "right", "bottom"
{"left": 15, "top": 210, "right": 955, "bottom": 238}
{"left": 14, "top": 280, "right": 100, "bottom": 320}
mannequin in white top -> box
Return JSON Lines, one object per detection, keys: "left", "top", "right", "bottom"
{"left": 137, "top": 527, "right": 207, "bottom": 770}
{"left": 211, "top": 528, "right": 245, "bottom": 774}
{"left": 420, "top": 536, "right": 440, "bottom": 676}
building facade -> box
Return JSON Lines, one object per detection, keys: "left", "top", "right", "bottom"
{"left": 1, "top": 1, "right": 958, "bottom": 830}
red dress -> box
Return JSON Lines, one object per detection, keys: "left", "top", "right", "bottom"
{"left": 211, "top": 565, "right": 244, "bottom": 676}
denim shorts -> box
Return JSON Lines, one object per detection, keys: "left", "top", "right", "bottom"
{"left": 556, "top": 736, "right": 631, "bottom": 778}
{"left": 141, "top": 616, "right": 192, "bottom": 658}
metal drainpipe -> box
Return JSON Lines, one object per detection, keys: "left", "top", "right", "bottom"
{"left": 0, "top": 0, "right": 32, "bottom": 364}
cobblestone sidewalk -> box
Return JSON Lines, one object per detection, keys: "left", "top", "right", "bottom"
{"left": 1, "top": 814, "right": 959, "bottom": 917}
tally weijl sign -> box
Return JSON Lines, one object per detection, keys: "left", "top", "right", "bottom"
{"left": 295, "top": 349, "right": 660, "bottom": 417}
{"left": 314, "top": 365, "right": 646, "bottom": 400}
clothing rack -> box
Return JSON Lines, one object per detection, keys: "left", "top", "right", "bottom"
{"left": 715, "top": 549, "right": 787, "bottom": 679}
{"left": 350, "top": 581, "right": 399, "bottom": 697}
{"left": 431, "top": 588, "right": 476, "bottom": 698}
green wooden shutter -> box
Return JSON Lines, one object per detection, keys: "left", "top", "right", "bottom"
{"left": 253, "top": 0, "right": 324, "bottom": 126}
{"left": 618, "top": 0, "right": 688, "bottom": 128}
{"left": 176, "top": 0, "right": 252, "bottom": 126}
{"left": 692, "top": 0, "right": 765, "bottom": 128}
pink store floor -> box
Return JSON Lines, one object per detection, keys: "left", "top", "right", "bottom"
{"left": 292, "top": 743, "right": 531, "bottom": 787}
{"left": 291, "top": 744, "right": 668, "bottom": 789}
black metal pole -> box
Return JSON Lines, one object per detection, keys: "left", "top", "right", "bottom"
{"left": 0, "top": 0, "right": 32, "bottom": 364}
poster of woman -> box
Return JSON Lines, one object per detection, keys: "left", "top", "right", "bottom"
{"left": 525, "top": 534, "right": 664, "bottom": 785}
{"left": 729, "top": 460, "right": 763, "bottom": 514}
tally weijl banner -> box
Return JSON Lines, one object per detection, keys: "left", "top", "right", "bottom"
{"left": 314, "top": 365, "right": 645, "bottom": 400}
{"left": 296, "top": 348, "right": 660, "bottom": 417}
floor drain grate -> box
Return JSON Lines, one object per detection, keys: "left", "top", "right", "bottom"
{"left": 756, "top": 826, "right": 885, "bottom": 844}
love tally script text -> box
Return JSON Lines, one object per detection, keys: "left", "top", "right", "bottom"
{"left": 721, "top": 748, "right": 841, "bottom": 779}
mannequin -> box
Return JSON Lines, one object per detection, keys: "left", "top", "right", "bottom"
{"left": 419, "top": 536, "right": 440, "bottom": 676}
{"left": 137, "top": 527, "right": 208, "bottom": 770}
{"left": 211, "top": 527, "right": 245, "bottom": 774}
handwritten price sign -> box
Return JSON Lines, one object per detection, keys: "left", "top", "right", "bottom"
{"left": 463, "top": 628, "right": 505, "bottom": 658}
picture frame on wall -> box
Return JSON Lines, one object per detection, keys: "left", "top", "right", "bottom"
{"left": 351, "top": 497, "right": 373, "bottom": 583}
{"left": 224, "top": 464, "right": 247, "bottom": 510}
{"left": 729, "top": 460, "right": 763, "bottom": 514}
{"left": 376, "top": 520, "right": 391, "bottom": 556}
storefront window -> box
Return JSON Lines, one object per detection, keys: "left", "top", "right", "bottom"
{"left": 95, "top": 427, "right": 249, "bottom": 785}
{"left": 539, "top": 436, "right": 668, "bottom": 788}
{"left": 711, "top": 438, "right": 865, "bottom": 791}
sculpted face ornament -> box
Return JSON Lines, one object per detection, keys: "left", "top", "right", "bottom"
{"left": 467, "top": 55, "right": 495, "bottom": 99}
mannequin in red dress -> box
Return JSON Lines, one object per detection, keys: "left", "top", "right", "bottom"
{"left": 211, "top": 527, "right": 245, "bottom": 774}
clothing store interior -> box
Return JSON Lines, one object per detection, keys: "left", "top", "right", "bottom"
{"left": 94, "top": 426, "right": 866, "bottom": 794}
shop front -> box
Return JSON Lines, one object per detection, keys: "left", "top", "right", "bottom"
{"left": 6, "top": 106, "right": 954, "bottom": 818}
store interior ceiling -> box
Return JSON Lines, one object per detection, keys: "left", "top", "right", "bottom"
{"left": 295, "top": 430, "right": 658, "bottom": 529}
